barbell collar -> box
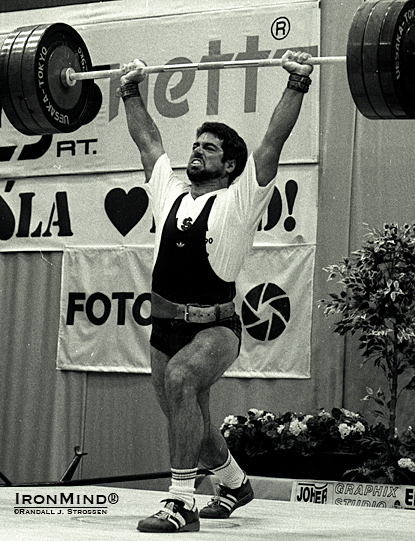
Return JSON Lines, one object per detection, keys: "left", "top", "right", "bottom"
{"left": 63, "top": 55, "right": 346, "bottom": 86}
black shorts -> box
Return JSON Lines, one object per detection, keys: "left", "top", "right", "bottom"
{"left": 150, "top": 313, "right": 242, "bottom": 358}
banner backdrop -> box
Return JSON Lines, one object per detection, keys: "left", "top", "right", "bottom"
{"left": 232, "top": 245, "right": 315, "bottom": 378}
{"left": 57, "top": 245, "right": 314, "bottom": 377}
{"left": 57, "top": 246, "right": 153, "bottom": 372}
{"left": 0, "top": 2, "right": 319, "bottom": 178}
{"left": 0, "top": 164, "right": 317, "bottom": 251}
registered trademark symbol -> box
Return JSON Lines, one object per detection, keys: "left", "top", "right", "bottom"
{"left": 271, "top": 17, "right": 291, "bottom": 40}
{"left": 108, "top": 493, "right": 119, "bottom": 504}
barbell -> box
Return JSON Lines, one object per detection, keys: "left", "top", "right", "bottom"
{"left": 0, "top": 0, "right": 415, "bottom": 136}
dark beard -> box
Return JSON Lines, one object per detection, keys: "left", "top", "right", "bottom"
{"left": 186, "top": 166, "right": 222, "bottom": 183}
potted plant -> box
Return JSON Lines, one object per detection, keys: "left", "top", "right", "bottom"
{"left": 221, "top": 406, "right": 415, "bottom": 483}
{"left": 343, "top": 422, "right": 415, "bottom": 484}
{"left": 220, "top": 407, "right": 367, "bottom": 479}
{"left": 318, "top": 222, "right": 415, "bottom": 482}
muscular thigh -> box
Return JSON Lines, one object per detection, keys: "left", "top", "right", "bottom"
{"left": 150, "top": 318, "right": 240, "bottom": 415}
{"left": 166, "top": 325, "right": 240, "bottom": 393}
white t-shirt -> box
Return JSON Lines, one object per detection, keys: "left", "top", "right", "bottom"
{"left": 145, "top": 153, "right": 275, "bottom": 282}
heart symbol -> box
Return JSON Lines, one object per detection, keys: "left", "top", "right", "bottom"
{"left": 105, "top": 187, "right": 149, "bottom": 236}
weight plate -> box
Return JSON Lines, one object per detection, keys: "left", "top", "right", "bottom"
{"left": 362, "top": 0, "right": 397, "bottom": 119}
{"left": 401, "top": 20, "right": 415, "bottom": 114}
{"left": 0, "top": 28, "right": 37, "bottom": 135}
{"left": 80, "top": 82, "right": 102, "bottom": 126}
{"left": 21, "top": 23, "right": 93, "bottom": 133}
{"left": 9, "top": 26, "right": 55, "bottom": 134}
{"left": 378, "top": 0, "right": 415, "bottom": 118}
{"left": 347, "top": 1, "right": 382, "bottom": 119}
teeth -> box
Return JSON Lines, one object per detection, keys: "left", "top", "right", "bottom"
{"left": 192, "top": 159, "right": 202, "bottom": 164}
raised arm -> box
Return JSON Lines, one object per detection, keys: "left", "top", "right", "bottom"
{"left": 119, "top": 60, "right": 164, "bottom": 181}
{"left": 253, "top": 51, "right": 314, "bottom": 187}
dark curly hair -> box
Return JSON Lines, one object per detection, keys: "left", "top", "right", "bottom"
{"left": 196, "top": 122, "right": 248, "bottom": 185}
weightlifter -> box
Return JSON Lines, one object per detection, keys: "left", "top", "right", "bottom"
{"left": 118, "top": 50, "right": 313, "bottom": 533}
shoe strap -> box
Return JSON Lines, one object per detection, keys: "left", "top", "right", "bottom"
{"left": 154, "top": 500, "right": 186, "bottom": 529}
{"left": 209, "top": 491, "right": 237, "bottom": 512}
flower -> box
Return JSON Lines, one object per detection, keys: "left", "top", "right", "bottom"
{"left": 220, "top": 407, "right": 369, "bottom": 457}
{"left": 219, "top": 414, "right": 250, "bottom": 453}
{"left": 338, "top": 423, "right": 351, "bottom": 439}
{"left": 355, "top": 421, "right": 366, "bottom": 434}
{"left": 289, "top": 419, "right": 303, "bottom": 436}
{"left": 338, "top": 420, "right": 366, "bottom": 439}
{"left": 398, "top": 458, "right": 415, "bottom": 473}
{"left": 221, "top": 415, "right": 239, "bottom": 427}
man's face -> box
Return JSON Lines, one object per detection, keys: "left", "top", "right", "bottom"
{"left": 186, "top": 132, "right": 229, "bottom": 183}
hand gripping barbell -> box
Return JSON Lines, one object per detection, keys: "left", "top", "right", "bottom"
{"left": 1, "top": 0, "right": 415, "bottom": 136}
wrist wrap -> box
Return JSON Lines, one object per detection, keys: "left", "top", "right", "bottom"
{"left": 287, "top": 73, "right": 312, "bottom": 93}
{"left": 120, "top": 82, "right": 141, "bottom": 100}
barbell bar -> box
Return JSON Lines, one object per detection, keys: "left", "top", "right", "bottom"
{"left": 1, "top": 0, "right": 415, "bottom": 136}
{"left": 63, "top": 56, "right": 347, "bottom": 87}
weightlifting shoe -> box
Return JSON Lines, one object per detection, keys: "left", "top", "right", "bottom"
{"left": 137, "top": 499, "right": 200, "bottom": 533}
{"left": 199, "top": 478, "right": 254, "bottom": 519}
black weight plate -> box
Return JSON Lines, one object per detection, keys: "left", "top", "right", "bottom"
{"left": 0, "top": 28, "right": 37, "bottom": 135}
{"left": 401, "top": 21, "right": 415, "bottom": 115}
{"left": 9, "top": 26, "right": 54, "bottom": 134}
{"left": 80, "top": 82, "right": 102, "bottom": 126}
{"left": 362, "top": 0, "right": 397, "bottom": 119}
{"left": 347, "top": 1, "right": 381, "bottom": 119}
{"left": 21, "top": 23, "right": 93, "bottom": 133}
{"left": 378, "top": 0, "right": 415, "bottom": 118}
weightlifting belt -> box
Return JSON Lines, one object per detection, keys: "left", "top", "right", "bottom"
{"left": 151, "top": 292, "right": 235, "bottom": 323}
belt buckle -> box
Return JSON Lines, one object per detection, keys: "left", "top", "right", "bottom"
{"left": 184, "top": 303, "right": 202, "bottom": 323}
{"left": 184, "top": 304, "right": 194, "bottom": 323}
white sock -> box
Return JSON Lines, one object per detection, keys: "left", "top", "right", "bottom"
{"left": 168, "top": 467, "right": 197, "bottom": 510}
{"left": 211, "top": 451, "right": 246, "bottom": 489}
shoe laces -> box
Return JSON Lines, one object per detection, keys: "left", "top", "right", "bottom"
{"left": 208, "top": 486, "right": 228, "bottom": 507}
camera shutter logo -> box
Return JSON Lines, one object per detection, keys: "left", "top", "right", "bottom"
{"left": 241, "top": 283, "right": 290, "bottom": 341}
